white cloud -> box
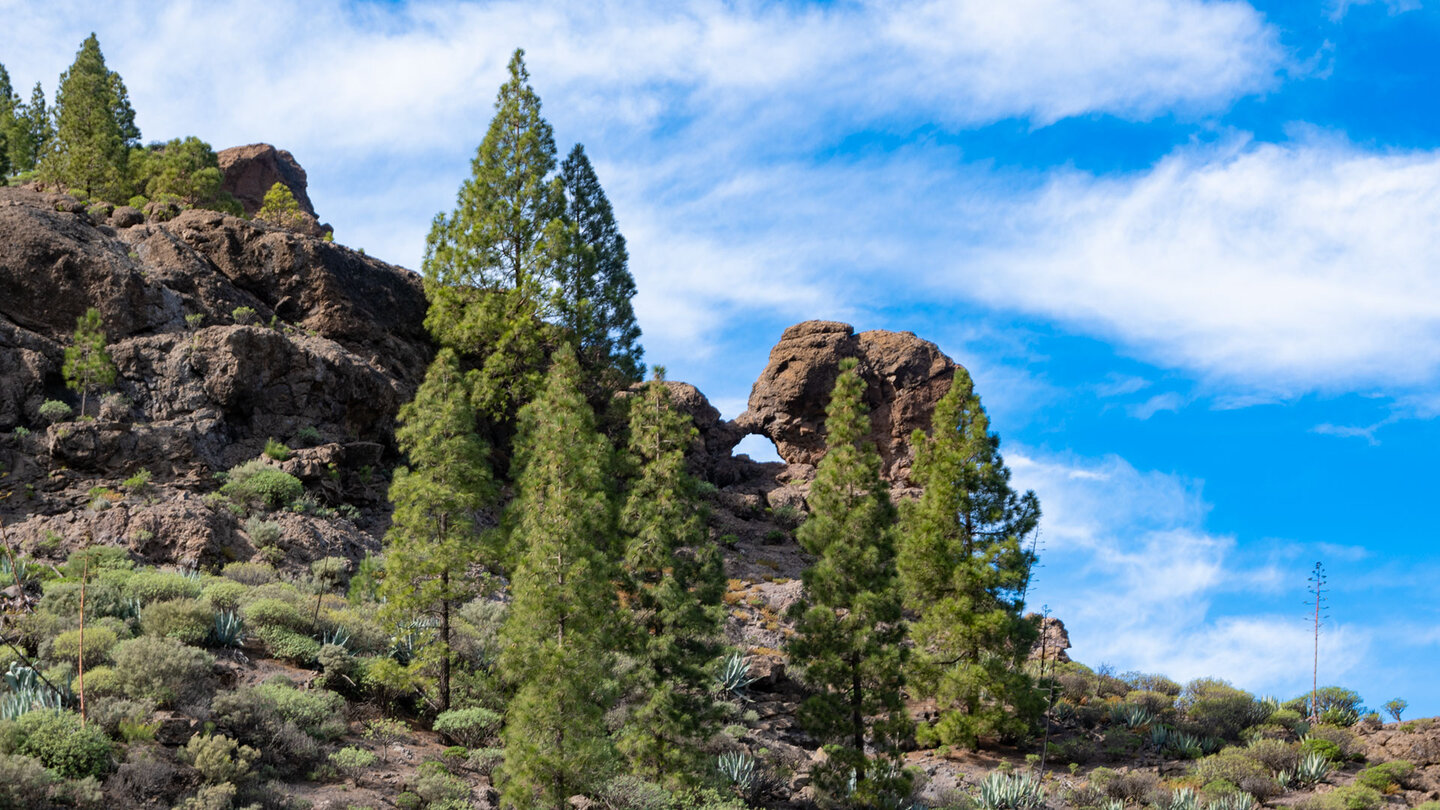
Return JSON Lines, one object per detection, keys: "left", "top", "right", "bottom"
{"left": 1012, "top": 448, "right": 1371, "bottom": 694}
{"left": 953, "top": 137, "right": 1440, "bottom": 397}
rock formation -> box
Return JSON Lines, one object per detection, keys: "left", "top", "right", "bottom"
{"left": 217, "top": 143, "right": 331, "bottom": 237}
{"left": 0, "top": 185, "right": 428, "bottom": 565}
{"left": 736, "top": 320, "right": 959, "bottom": 483}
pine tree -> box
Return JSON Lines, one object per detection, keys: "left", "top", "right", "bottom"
{"left": 556, "top": 144, "right": 644, "bottom": 397}
{"left": 498, "top": 344, "right": 617, "bottom": 809}
{"left": 380, "top": 349, "right": 497, "bottom": 711}
{"left": 897, "top": 367, "right": 1043, "bottom": 749}
{"left": 135, "top": 137, "right": 240, "bottom": 213}
{"left": 615, "top": 369, "right": 725, "bottom": 785}
{"left": 256, "top": 181, "right": 308, "bottom": 230}
{"left": 62, "top": 308, "right": 116, "bottom": 417}
{"left": 423, "top": 48, "right": 564, "bottom": 422}
{"left": 786, "top": 358, "right": 912, "bottom": 807}
{"left": 42, "top": 34, "right": 137, "bottom": 201}
{"left": 0, "top": 64, "right": 14, "bottom": 182}
{"left": 14, "top": 83, "right": 52, "bottom": 173}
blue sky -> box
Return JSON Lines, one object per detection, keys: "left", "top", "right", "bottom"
{"left": 4, "top": 0, "right": 1438, "bottom": 715}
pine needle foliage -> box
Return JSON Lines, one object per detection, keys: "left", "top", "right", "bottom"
{"left": 498, "top": 344, "right": 618, "bottom": 809}
{"left": 381, "top": 348, "right": 497, "bottom": 710}
{"left": 556, "top": 143, "right": 644, "bottom": 398}
{"left": 615, "top": 369, "right": 725, "bottom": 786}
{"left": 423, "top": 48, "right": 565, "bottom": 422}
{"left": 786, "top": 358, "right": 912, "bottom": 807}
{"left": 62, "top": 307, "right": 115, "bottom": 417}
{"left": 41, "top": 34, "right": 138, "bottom": 201}
{"left": 897, "top": 366, "right": 1043, "bottom": 748}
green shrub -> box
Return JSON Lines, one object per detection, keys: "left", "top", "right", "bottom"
{"left": 38, "top": 399, "right": 73, "bottom": 423}
{"left": 1245, "top": 737, "right": 1299, "bottom": 773}
{"left": 467, "top": 746, "right": 503, "bottom": 776}
{"left": 1266, "top": 708, "right": 1307, "bottom": 734}
{"left": 200, "top": 580, "right": 247, "bottom": 611}
{"left": 140, "top": 598, "right": 213, "bottom": 644}
{"left": 1193, "top": 748, "right": 1282, "bottom": 801}
{"left": 1310, "top": 785, "right": 1383, "bottom": 810}
{"left": 262, "top": 438, "right": 291, "bottom": 461}
{"left": 1302, "top": 736, "right": 1343, "bottom": 763}
{"left": 123, "top": 468, "right": 152, "bottom": 493}
{"left": 242, "top": 597, "right": 307, "bottom": 631}
{"left": 124, "top": 570, "right": 203, "bottom": 604}
{"left": 1354, "top": 760, "right": 1413, "bottom": 792}
{"left": 254, "top": 626, "right": 320, "bottom": 664}
{"left": 49, "top": 625, "right": 118, "bottom": 668}
{"left": 311, "top": 556, "right": 348, "bottom": 590}
{"left": 0, "top": 751, "right": 55, "bottom": 808}
{"left": 109, "top": 636, "right": 214, "bottom": 707}
{"left": 180, "top": 783, "right": 238, "bottom": 810}
{"left": 211, "top": 686, "right": 324, "bottom": 775}
{"left": 14, "top": 710, "right": 112, "bottom": 779}
{"left": 84, "top": 696, "right": 154, "bottom": 738}
{"left": 74, "top": 665, "right": 123, "bottom": 698}
{"left": 252, "top": 679, "right": 345, "bottom": 740}
{"left": 414, "top": 760, "right": 470, "bottom": 808}
{"left": 1180, "top": 678, "right": 1263, "bottom": 740}
{"left": 432, "top": 707, "right": 501, "bottom": 748}
{"left": 39, "top": 581, "right": 126, "bottom": 618}
{"left": 221, "top": 460, "right": 302, "bottom": 510}
{"left": 220, "top": 561, "right": 276, "bottom": 586}
{"left": 1126, "top": 689, "right": 1176, "bottom": 715}
{"left": 329, "top": 745, "right": 377, "bottom": 779}
{"left": 181, "top": 733, "right": 259, "bottom": 784}
{"left": 243, "top": 516, "right": 282, "bottom": 548}
{"left": 1306, "top": 724, "right": 1363, "bottom": 761}
{"left": 598, "top": 774, "right": 672, "bottom": 810}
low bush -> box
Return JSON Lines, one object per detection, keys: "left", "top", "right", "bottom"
{"left": 221, "top": 460, "right": 303, "bottom": 511}
{"left": 0, "top": 751, "right": 54, "bottom": 807}
{"left": 140, "top": 598, "right": 214, "bottom": 644}
{"left": 181, "top": 733, "right": 259, "bottom": 785}
{"left": 49, "top": 625, "right": 118, "bottom": 668}
{"left": 1305, "top": 724, "right": 1363, "bottom": 761}
{"left": 59, "top": 547, "right": 134, "bottom": 580}
{"left": 1354, "top": 760, "right": 1414, "bottom": 792}
{"left": 74, "top": 665, "right": 124, "bottom": 698}
{"left": 86, "top": 696, "right": 155, "bottom": 738}
{"left": 262, "top": 438, "right": 291, "bottom": 462}
{"left": 39, "top": 581, "right": 126, "bottom": 619}
{"left": 242, "top": 597, "right": 307, "bottom": 632}
{"left": 200, "top": 580, "right": 247, "bottom": 611}
{"left": 253, "top": 625, "right": 321, "bottom": 664}
{"left": 1180, "top": 678, "right": 1264, "bottom": 741}
{"left": 211, "top": 686, "right": 323, "bottom": 774}
{"left": 414, "top": 760, "right": 470, "bottom": 808}
{"left": 432, "top": 707, "right": 501, "bottom": 748}
{"left": 38, "top": 399, "right": 73, "bottom": 423}
{"left": 14, "top": 709, "right": 113, "bottom": 779}
{"left": 1193, "top": 748, "right": 1283, "bottom": 801}
{"left": 1245, "top": 737, "right": 1300, "bottom": 774}
{"left": 1299, "top": 785, "right": 1383, "bottom": 810}
{"left": 1092, "top": 767, "right": 1160, "bottom": 804}
{"left": 253, "top": 679, "right": 346, "bottom": 740}
{"left": 243, "top": 516, "right": 282, "bottom": 548}
{"left": 220, "top": 561, "right": 276, "bottom": 586}
{"left": 109, "top": 636, "right": 214, "bottom": 707}
{"left": 124, "top": 570, "right": 203, "bottom": 604}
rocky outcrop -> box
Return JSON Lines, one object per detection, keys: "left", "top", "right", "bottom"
{"left": 736, "top": 320, "right": 959, "bottom": 483}
{"left": 217, "top": 143, "right": 331, "bottom": 237}
{"left": 0, "top": 185, "right": 428, "bottom": 565}
{"left": 1028, "top": 614, "right": 1072, "bottom": 664}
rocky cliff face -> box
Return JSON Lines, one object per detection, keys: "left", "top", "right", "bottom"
{"left": 218, "top": 143, "right": 332, "bottom": 237}
{"left": 0, "top": 185, "right": 428, "bottom": 565}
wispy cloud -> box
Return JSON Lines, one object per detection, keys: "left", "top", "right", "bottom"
{"left": 952, "top": 135, "right": 1440, "bottom": 399}
{"left": 1013, "top": 448, "right": 1372, "bottom": 694}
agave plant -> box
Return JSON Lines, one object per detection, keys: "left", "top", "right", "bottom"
{"left": 388, "top": 617, "right": 438, "bottom": 665}
{"left": 1168, "top": 788, "right": 1200, "bottom": 810}
{"left": 211, "top": 610, "right": 245, "bottom": 648}
{"left": 1, "top": 663, "right": 68, "bottom": 720}
{"left": 716, "top": 651, "right": 759, "bottom": 701}
{"left": 1166, "top": 731, "right": 1204, "bottom": 759}
{"left": 1111, "top": 704, "right": 1155, "bottom": 729}
{"left": 1101, "top": 799, "right": 1125, "bottom": 810}
{"left": 1294, "top": 752, "right": 1330, "bottom": 786}
{"left": 0, "top": 556, "right": 31, "bottom": 586}
{"left": 1206, "top": 793, "right": 1256, "bottom": 810}
{"left": 717, "top": 752, "right": 756, "bottom": 792}
{"left": 320, "top": 626, "right": 351, "bottom": 650}
{"left": 977, "top": 770, "right": 1046, "bottom": 810}
{"left": 1150, "top": 724, "right": 1174, "bottom": 750}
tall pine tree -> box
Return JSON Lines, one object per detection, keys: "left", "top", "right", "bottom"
{"left": 14, "top": 83, "right": 53, "bottom": 173}
{"left": 615, "top": 369, "right": 725, "bottom": 786}
{"left": 556, "top": 144, "right": 643, "bottom": 397}
{"left": 381, "top": 348, "right": 497, "bottom": 710}
{"left": 423, "top": 48, "right": 564, "bottom": 422}
{"left": 786, "top": 358, "right": 912, "bottom": 808}
{"left": 897, "top": 367, "right": 1042, "bottom": 748}
{"left": 42, "top": 34, "right": 138, "bottom": 200}
{"left": 0, "top": 64, "right": 14, "bottom": 182}
{"left": 498, "top": 344, "right": 617, "bottom": 809}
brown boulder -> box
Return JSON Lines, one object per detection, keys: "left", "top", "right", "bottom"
{"left": 735, "top": 320, "right": 959, "bottom": 482}
{"left": 218, "top": 143, "right": 320, "bottom": 219}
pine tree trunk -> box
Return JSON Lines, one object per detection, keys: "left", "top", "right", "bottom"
{"left": 440, "top": 570, "right": 451, "bottom": 712}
